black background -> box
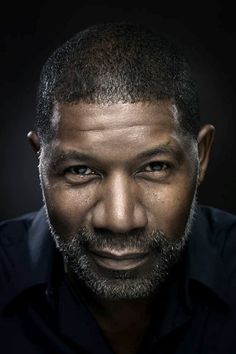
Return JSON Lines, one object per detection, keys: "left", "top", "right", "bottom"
{"left": 1, "top": 1, "right": 236, "bottom": 220}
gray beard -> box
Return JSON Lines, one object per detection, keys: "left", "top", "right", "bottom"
{"left": 45, "top": 195, "right": 197, "bottom": 300}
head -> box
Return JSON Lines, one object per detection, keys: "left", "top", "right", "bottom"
{"left": 28, "top": 23, "right": 215, "bottom": 300}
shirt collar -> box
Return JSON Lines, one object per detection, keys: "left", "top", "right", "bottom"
{"left": 0, "top": 207, "right": 58, "bottom": 311}
{"left": 0, "top": 205, "right": 231, "bottom": 312}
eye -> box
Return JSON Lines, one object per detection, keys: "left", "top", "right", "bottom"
{"left": 63, "top": 165, "right": 99, "bottom": 184}
{"left": 143, "top": 161, "right": 170, "bottom": 173}
{"left": 66, "top": 166, "right": 96, "bottom": 176}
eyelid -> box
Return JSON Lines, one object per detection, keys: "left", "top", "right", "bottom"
{"left": 61, "top": 165, "right": 101, "bottom": 186}
{"left": 139, "top": 160, "right": 172, "bottom": 172}
{"left": 64, "top": 165, "right": 98, "bottom": 175}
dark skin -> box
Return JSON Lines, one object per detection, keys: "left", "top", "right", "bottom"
{"left": 28, "top": 101, "right": 214, "bottom": 354}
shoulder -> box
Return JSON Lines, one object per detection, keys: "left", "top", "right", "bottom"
{"left": 199, "top": 205, "right": 236, "bottom": 248}
{"left": 0, "top": 211, "right": 37, "bottom": 247}
{"left": 200, "top": 205, "right": 236, "bottom": 279}
{"left": 0, "top": 210, "right": 43, "bottom": 288}
{"left": 200, "top": 205, "right": 236, "bottom": 231}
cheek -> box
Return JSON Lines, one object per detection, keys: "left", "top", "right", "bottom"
{"left": 42, "top": 182, "right": 96, "bottom": 237}
{"left": 142, "top": 181, "right": 196, "bottom": 239}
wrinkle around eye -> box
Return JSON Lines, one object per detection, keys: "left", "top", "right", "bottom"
{"left": 61, "top": 165, "right": 102, "bottom": 185}
{"left": 135, "top": 161, "right": 174, "bottom": 183}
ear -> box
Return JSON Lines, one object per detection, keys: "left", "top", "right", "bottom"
{"left": 27, "top": 131, "right": 41, "bottom": 155}
{"left": 197, "top": 124, "right": 215, "bottom": 186}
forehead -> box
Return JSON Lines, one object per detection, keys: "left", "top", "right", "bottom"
{"left": 52, "top": 100, "right": 180, "bottom": 132}
{"left": 48, "top": 101, "right": 187, "bottom": 160}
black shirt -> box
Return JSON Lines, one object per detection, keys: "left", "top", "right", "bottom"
{"left": 0, "top": 205, "right": 236, "bottom": 354}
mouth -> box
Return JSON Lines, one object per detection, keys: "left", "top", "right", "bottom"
{"left": 88, "top": 249, "right": 149, "bottom": 270}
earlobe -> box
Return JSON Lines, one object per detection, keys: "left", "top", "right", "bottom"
{"left": 197, "top": 124, "right": 215, "bottom": 186}
{"left": 27, "top": 131, "right": 41, "bottom": 155}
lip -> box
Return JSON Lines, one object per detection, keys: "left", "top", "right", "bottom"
{"left": 89, "top": 249, "right": 149, "bottom": 270}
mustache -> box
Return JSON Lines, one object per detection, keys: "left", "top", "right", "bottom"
{"left": 65, "top": 226, "right": 184, "bottom": 254}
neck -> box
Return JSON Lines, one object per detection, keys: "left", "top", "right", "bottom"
{"left": 66, "top": 270, "right": 158, "bottom": 354}
{"left": 89, "top": 294, "right": 153, "bottom": 330}
{"left": 66, "top": 270, "right": 154, "bottom": 329}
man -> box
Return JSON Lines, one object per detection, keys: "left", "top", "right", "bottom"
{"left": 0, "top": 22, "right": 236, "bottom": 354}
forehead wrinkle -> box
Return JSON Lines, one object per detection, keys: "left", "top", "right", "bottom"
{"left": 53, "top": 101, "right": 180, "bottom": 132}
{"left": 64, "top": 122, "right": 169, "bottom": 133}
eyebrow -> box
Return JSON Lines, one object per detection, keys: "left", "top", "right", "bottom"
{"left": 136, "top": 144, "right": 182, "bottom": 161}
{"left": 51, "top": 143, "right": 182, "bottom": 166}
{"left": 51, "top": 151, "right": 97, "bottom": 166}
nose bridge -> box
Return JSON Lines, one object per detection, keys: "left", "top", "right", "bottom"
{"left": 92, "top": 171, "right": 147, "bottom": 232}
{"left": 107, "top": 171, "right": 133, "bottom": 223}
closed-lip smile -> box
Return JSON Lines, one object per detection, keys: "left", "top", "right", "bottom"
{"left": 88, "top": 248, "right": 149, "bottom": 270}
{"left": 89, "top": 249, "right": 149, "bottom": 260}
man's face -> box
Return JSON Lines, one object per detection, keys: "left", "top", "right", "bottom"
{"left": 39, "top": 101, "right": 199, "bottom": 299}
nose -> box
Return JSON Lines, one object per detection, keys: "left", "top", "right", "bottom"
{"left": 91, "top": 172, "right": 148, "bottom": 233}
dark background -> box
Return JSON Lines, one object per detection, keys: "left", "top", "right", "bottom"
{"left": 1, "top": 1, "right": 236, "bottom": 220}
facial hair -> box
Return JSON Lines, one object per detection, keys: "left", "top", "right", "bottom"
{"left": 45, "top": 194, "right": 197, "bottom": 300}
